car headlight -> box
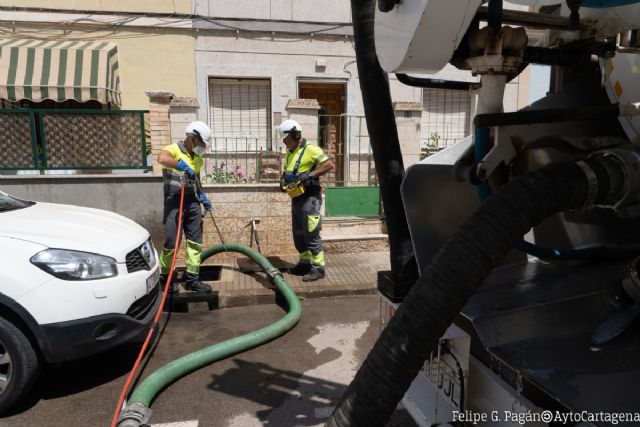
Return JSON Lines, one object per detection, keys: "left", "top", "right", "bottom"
{"left": 30, "top": 249, "right": 118, "bottom": 281}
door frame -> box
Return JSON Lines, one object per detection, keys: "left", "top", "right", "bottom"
{"left": 297, "top": 80, "right": 347, "bottom": 184}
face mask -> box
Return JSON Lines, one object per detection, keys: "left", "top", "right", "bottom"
{"left": 193, "top": 145, "right": 206, "bottom": 156}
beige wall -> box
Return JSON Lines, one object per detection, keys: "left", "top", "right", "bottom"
{"left": 0, "top": 23, "right": 196, "bottom": 110}
{"left": 0, "top": 0, "right": 192, "bottom": 14}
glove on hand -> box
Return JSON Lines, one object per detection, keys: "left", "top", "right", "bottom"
{"left": 176, "top": 159, "right": 195, "bottom": 179}
{"left": 197, "top": 191, "right": 212, "bottom": 211}
{"left": 297, "top": 172, "right": 312, "bottom": 184}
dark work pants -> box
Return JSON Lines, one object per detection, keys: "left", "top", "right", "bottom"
{"left": 160, "top": 192, "right": 203, "bottom": 276}
{"left": 291, "top": 192, "right": 325, "bottom": 267}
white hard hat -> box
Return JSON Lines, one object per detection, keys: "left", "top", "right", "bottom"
{"left": 185, "top": 121, "right": 212, "bottom": 146}
{"left": 278, "top": 119, "right": 302, "bottom": 140}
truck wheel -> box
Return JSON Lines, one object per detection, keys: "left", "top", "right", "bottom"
{"left": 0, "top": 317, "right": 41, "bottom": 414}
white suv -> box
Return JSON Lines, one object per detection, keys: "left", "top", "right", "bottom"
{"left": 0, "top": 191, "right": 161, "bottom": 413}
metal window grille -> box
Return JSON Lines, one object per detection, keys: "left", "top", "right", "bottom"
{"left": 207, "top": 78, "right": 273, "bottom": 183}
{"left": 421, "top": 88, "right": 472, "bottom": 157}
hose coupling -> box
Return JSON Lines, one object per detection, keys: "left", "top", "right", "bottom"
{"left": 590, "top": 146, "right": 640, "bottom": 217}
{"left": 116, "top": 402, "right": 152, "bottom": 427}
{"left": 267, "top": 267, "right": 283, "bottom": 281}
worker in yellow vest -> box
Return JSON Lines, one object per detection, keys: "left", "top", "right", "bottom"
{"left": 157, "top": 121, "right": 213, "bottom": 293}
{"left": 279, "top": 119, "right": 334, "bottom": 281}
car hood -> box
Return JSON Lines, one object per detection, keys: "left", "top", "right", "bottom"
{"left": 0, "top": 202, "right": 149, "bottom": 261}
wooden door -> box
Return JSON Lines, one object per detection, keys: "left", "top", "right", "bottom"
{"left": 299, "top": 82, "right": 346, "bottom": 185}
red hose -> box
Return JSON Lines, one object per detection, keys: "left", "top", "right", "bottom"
{"left": 110, "top": 185, "right": 185, "bottom": 427}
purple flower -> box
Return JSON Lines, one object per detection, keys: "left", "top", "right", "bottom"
{"left": 212, "top": 164, "right": 218, "bottom": 170}
{"left": 238, "top": 171, "right": 245, "bottom": 179}
{"left": 220, "top": 161, "right": 226, "bottom": 167}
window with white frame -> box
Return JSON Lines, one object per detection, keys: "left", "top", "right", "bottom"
{"left": 208, "top": 78, "right": 272, "bottom": 152}
{"left": 421, "top": 88, "right": 472, "bottom": 154}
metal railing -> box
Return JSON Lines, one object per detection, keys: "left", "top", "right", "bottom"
{"left": 203, "top": 115, "right": 378, "bottom": 186}
{"left": 203, "top": 138, "right": 281, "bottom": 184}
{"left": 0, "top": 109, "right": 149, "bottom": 172}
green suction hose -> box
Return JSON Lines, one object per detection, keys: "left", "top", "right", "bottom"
{"left": 116, "top": 243, "right": 302, "bottom": 427}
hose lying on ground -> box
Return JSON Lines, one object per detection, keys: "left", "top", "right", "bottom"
{"left": 116, "top": 243, "right": 302, "bottom": 427}
{"left": 327, "top": 158, "right": 625, "bottom": 427}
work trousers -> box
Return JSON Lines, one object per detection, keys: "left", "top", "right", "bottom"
{"left": 291, "top": 192, "right": 325, "bottom": 267}
{"left": 160, "top": 192, "right": 203, "bottom": 276}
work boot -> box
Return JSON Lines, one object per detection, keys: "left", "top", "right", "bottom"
{"left": 183, "top": 272, "right": 212, "bottom": 293}
{"left": 288, "top": 262, "right": 312, "bottom": 276}
{"left": 302, "top": 266, "right": 325, "bottom": 282}
{"left": 160, "top": 274, "right": 179, "bottom": 294}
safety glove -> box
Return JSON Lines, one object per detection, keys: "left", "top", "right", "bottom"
{"left": 197, "top": 191, "right": 212, "bottom": 211}
{"left": 176, "top": 159, "right": 196, "bottom": 179}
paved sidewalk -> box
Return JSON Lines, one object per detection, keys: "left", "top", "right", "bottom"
{"left": 198, "top": 251, "right": 390, "bottom": 308}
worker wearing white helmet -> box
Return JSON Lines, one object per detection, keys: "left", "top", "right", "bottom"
{"left": 279, "top": 119, "right": 335, "bottom": 281}
{"left": 157, "top": 120, "right": 213, "bottom": 293}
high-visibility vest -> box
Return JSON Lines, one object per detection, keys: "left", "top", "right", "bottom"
{"left": 161, "top": 142, "right": 203, "bottom": 194}
{"left": 283, "top": 139, "right": 329, "bottom": 187}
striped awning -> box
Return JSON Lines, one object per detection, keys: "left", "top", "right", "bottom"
{"left": 0, "top": 39, "right": 121, "bottom": 105}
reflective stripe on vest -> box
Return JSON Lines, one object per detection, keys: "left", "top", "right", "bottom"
{"left": 161, "top": 142, "right": 202, "bottom": 194}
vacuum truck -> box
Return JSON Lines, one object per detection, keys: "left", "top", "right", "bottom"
{"left": 328, "top": 1, "right": 640, "bottom": 426}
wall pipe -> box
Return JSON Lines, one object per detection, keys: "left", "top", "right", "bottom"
{"left": 116, "top": 243, "right": 302, "bottom": 427}
{"left": 328, "top": 158, "right": 625, "bottom": 427}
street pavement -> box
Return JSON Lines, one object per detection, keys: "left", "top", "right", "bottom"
{"left": 1, "top": 294, "right": 417, "bottom": 427}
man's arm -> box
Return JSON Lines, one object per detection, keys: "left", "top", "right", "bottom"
{"left": 157, "top": 150, "right": 179, "bottom": 169}
{"left": 158, "top": 149, "right": 196, "bottom": 178}
{"left": 310, "top": 159, "right": 334, "bottom": 179}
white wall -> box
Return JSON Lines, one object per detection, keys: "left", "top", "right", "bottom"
{"left": 195, "top": 0, "right": 351, "bottom": 22}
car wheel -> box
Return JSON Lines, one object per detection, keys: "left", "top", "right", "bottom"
{"left": 0, "top": 317, "right": 41, "bottom": 414}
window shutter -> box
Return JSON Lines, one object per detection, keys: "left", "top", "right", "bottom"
{"left": 208, "top": 78, "right": 272, "bottom": 151}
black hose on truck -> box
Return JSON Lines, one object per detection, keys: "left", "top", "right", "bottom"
{"left": 327, "top": 158, "right": 626, "bottom": 427}
{"left": 351, "top": 0, "right": 418, "bottom": 287}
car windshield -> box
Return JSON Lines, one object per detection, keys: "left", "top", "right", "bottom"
{"left": 0, "top": 191, "right": 34, "bottom": 212}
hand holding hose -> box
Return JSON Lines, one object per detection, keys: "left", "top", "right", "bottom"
{"left": 197, "top": 191, "right": 212, "bottom": 211}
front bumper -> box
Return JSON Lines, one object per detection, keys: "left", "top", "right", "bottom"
{"left": 39, "top": 280, "right": 162, "bottom": 363}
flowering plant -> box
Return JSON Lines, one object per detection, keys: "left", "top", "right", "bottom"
{"left": 207, "top": 161, "right": 256, "bottom": 184}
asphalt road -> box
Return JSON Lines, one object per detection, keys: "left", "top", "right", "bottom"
{"left": 1, "top": 294, "right": 418, "bottom": 427}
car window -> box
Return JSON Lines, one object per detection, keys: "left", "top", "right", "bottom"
{"left": 0, "top": 191, "right": 34, "bottom": 212}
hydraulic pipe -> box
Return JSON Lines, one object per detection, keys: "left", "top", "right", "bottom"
{"left": 488, "top": 0, "right": 503, "bottom": 30}
{"left": 474, "top": 126, "right": 614, "bottom": 260}
{"left": 328, "top": 158, "right": 625, "bottom": 427}
{"left": 474, "top": 103, "right": 639, "bottom": 128}
{"left": 351, "top": 0, "right": 419, "bottom": 286}
{"left": 116, "top": 243, "right": 301, "bottom": 427}
{"left": 395, "top": 74, "right": 473, "bottom": 91}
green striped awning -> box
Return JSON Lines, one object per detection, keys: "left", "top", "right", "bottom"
{"left": 0, "top": 39, "right": 121, "bottom": 105}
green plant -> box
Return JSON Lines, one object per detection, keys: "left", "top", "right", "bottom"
{"left": 207, "top": 161, "right": 256, "bottom": 184}
{"left": 429, "top": 132, "right": 441, "bottom": 147}
{"left": 420, "top": 132, "right": 442, "bottom": 159}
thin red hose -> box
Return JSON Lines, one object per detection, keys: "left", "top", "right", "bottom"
{"left": 110, "top": 184, "right": 185, "bottom": 427}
